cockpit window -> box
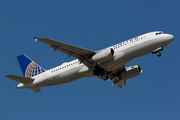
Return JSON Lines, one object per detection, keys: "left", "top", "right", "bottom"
{"left": 155, "top": 32, "right": 164, "bottom": 35}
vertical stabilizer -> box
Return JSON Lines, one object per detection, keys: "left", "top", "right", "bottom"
{"left": 17, "top": 54, "right": 45, "bottom": 78}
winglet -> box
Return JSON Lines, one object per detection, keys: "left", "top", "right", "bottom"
{"left": 34, "top": 37, "right": 39, "bottom": 41}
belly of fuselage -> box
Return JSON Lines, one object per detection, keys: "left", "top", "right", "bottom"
{"left": 36, "top": 66, "right": 85, "bottom": 87}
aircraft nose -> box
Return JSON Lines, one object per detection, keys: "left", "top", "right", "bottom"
{"left": 164, "top": 34, "right": 174, "bottom": 45}
{"left": 168, "top": 34, "right": 174, "bottom": 43}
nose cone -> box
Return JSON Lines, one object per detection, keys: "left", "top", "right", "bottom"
{"left": 168, "top": 34, "right": 174, "bottom": 43}
{"left": 163, "top": 34, "right": 174, "bottom": 46}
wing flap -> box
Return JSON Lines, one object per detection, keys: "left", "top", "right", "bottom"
{"left": 5, "top": 74, "right": 34, "bottom": 83}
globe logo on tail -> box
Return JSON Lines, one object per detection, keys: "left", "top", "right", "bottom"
{"left": 25, "top": 62, "right": 45, "bottom": 78}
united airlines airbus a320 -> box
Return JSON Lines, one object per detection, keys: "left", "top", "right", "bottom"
{"left": 5, "top": 31, "right": 174, "bottom": 93}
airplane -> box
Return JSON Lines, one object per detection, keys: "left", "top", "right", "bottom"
{"left": 5, "top": 31, "right": 174, "bottom": 93}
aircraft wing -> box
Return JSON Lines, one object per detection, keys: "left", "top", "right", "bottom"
{"left": 35, "top": 37, "right": 96, "bottom": 67}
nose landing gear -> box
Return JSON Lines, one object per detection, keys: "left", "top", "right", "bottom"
{"left": 152, "top": 47, "right": 163, "bottom": 57}
{"left": 155, "top": 52, "right": 161, "bottom": 57}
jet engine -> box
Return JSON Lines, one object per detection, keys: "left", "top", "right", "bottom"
{"left": 111, "top": 65, "right": 142, "bottom": 85}
{"left": 90, "top": 48, "right": 114, "bottom": 63}
{"left": 120, "top": 65, "right": 142, "bottom": 80}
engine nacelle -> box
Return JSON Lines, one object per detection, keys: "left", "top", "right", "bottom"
{"left": 90, "top": 48, "right": 114, "bottom": 63}
{"left": 112, "top": 65, "right": 142, "bottom": 82}
{"left": 121, "top": 65, "right": 142, "bottom": 79}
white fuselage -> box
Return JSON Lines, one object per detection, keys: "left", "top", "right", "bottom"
{"left": 17, "top": 31, "right": 174, "bottom": 89}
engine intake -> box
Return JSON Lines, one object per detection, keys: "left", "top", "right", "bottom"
{"left": 111, "top": 65, "right": 142, "bottom": 85}
{"left": 121, "top": 65, "right": 142, "bottom": 80}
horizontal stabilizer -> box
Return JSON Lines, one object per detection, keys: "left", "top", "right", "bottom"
{"left": 5, "top": 74, "right": 34, "bottom": 83}
{"left": 31, "top": 87, "right": 41, "bottom": 93}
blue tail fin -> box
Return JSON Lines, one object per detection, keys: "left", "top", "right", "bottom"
{"left": 17, "top": 54, "right": 46, "bottom": 78}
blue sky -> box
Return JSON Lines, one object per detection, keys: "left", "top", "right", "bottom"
{"left": 1, "top": 0, "right": 180, "bottom": 120}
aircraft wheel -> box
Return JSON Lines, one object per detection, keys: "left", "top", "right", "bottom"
{"left": 156, "top": 53, "right": 161, "bottom": 57}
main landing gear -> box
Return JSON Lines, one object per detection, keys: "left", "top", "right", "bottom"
{"left": 152, "top": 47, "right": 164, "bottom": 57}
{"left": 93, "top": 65, "right": 109, "bottom": 80}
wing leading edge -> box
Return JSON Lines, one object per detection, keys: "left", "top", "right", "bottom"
{"left": 35, "top": 37, "right": 96, "bottom": 67}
